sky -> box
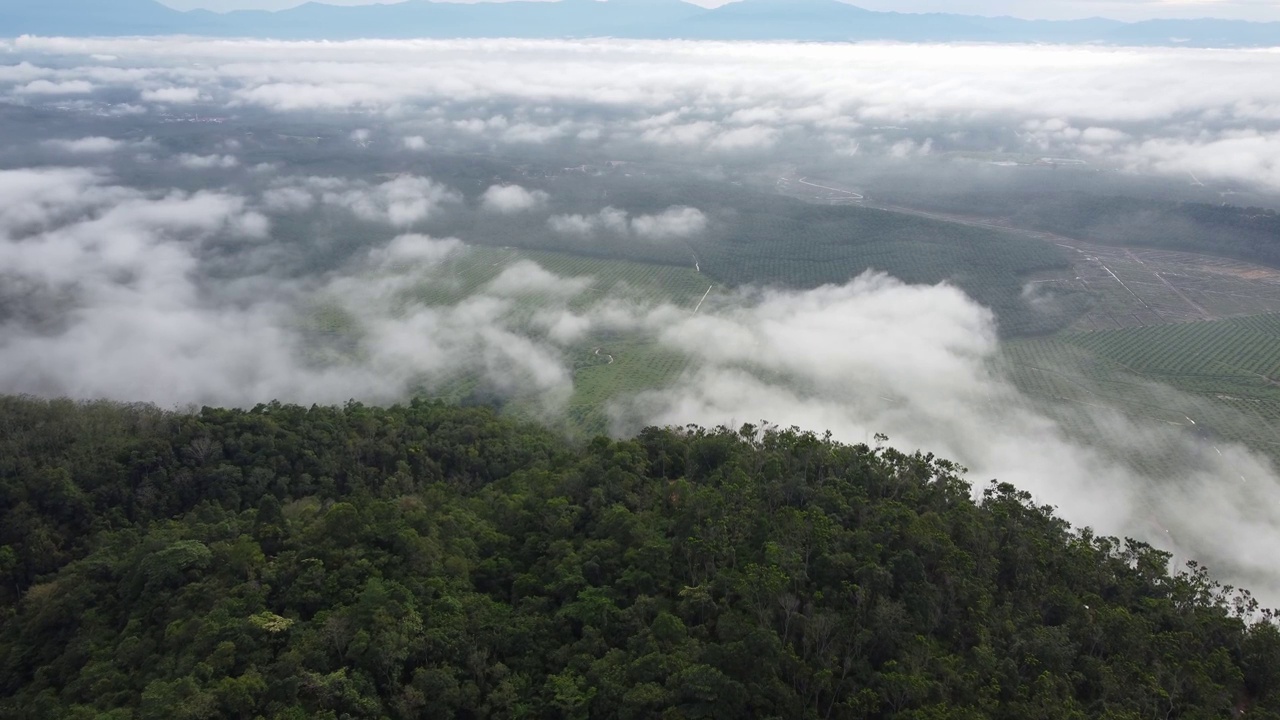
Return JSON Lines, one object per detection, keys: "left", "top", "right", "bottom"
{"left": 152, "top": 0, "right": 1280, "bottom": 23}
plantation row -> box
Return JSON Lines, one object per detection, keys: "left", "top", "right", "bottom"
{"left": 1003, "top": 316, "right": 1280, "bottom": 471}
{"left": 1065, "top": 316, "right": 1280, "bottom": 381}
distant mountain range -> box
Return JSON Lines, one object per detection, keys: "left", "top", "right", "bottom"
{"left": 4, "top": 0, "right": 1279, "bottom": 47}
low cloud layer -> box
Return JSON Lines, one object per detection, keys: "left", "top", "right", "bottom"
{"left": 5, "top": 37, "right": 1280, "bottom": 190}
{"left": 0, "top": 168, "right": 572, "bottom": 412}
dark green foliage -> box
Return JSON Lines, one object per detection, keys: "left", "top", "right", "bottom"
{"left": 1, "top": 396, "right": 1277, "bottom": 719}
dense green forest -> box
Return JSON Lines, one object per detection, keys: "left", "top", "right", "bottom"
{"left": 2, "top": 395, "right": 1278, "bottom": 719}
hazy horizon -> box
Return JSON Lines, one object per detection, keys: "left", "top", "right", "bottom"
{"left": 152, "top": 0, "right": 1280, "bottom": 23}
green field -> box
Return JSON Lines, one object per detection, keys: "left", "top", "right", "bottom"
{"left": 1002, "top": 314, "right": 1280, "bottom": 464}
{"left": 564, "top": 340, "right": 692, "bottom": 435}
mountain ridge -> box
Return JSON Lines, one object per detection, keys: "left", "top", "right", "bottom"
{"left": 2, "top": 0, "right": 1277, "bottom": 47}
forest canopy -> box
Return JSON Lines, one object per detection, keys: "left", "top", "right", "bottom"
{"left": 1, "top": 395, "right": 1278, "bottom": 719}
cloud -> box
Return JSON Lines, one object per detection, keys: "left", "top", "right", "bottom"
{"left": 10, "top": 37, "right": 1280, "bottom": 187}
{"left": 178, "top": 153, "right": 239, "bottom": 169}
{"left": 320, "top": 175, "right": 461, "bottom": 227}
{"left": 0, "top": 169, "right": 575, "bottom": 415}
{"left": 485, "top": 259, "right": 591, "bottom": 298}
{"left": 480, "top": 184, "right": 549, "bottom": 214}
{"left": 0, "top": 168, "right": 128, "bottom": 232}
{"left": 708, "top": 125, "right": 779, "bottom": 151}
{"left": 140, "top": 86, "right": 203, "bottom": 103}
{"left": 42, "top": 137, "right": 126, "bottom": 154}
{"left": 631, "top": 206, "right": 708, "bottom": 241}
{"left": 14, "top": 79, "right": 94, "bottom": 95}
{"left": 369, "top": 233, "right": 464, "bottom": 268}
{"left": 261, "top": 186, "right": 315, "bottom": 213}
{"left": 548, "top": 206, "right": 706, "bottom": 241}
{"left": 548, "top": 207, "right": 630, "bottom": 237}
{"left": 1120, "top": 131, "right": 1280, "bottom": 189}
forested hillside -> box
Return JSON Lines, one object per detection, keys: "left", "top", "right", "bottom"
{"left": 1, "top": 396, "right": 1278, "bottom": 719}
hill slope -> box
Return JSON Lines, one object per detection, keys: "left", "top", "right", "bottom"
{"left": 1, "top": 395, "right": 1278, "bottom": 718}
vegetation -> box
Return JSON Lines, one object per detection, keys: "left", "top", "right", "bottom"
{"left": 451, "top": 174, "right": 1084, "bottom": 337}
{"left": 2, "top": 395, "right": 1279, "bottom": 719}
{"left": 620, "top": 177, "right": 1080, "bottom": 337}
{"left": 1064, "top": 314, "right": 1280, "bottom": 392}
{"left": 1003, "top": 314, "right": 1280, "bottom": 465}
{"left": 565, "top": 340, "right": 692, "bottom": 436}
{"left": 878, "top": 189, "right": 1280, "bottom": 270}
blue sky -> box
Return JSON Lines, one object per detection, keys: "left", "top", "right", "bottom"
{"left": 154, "top": 0, "right": 1280, "bottom": 23}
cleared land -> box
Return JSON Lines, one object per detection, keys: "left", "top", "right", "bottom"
{"left": 1026, "top": 242, "right": 1280, "bottom": 332}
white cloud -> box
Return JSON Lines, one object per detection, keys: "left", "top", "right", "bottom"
{"left": 486, "top": 259, "right": 591, "bottom": 298}
{"left": 178, "top": 153, "right": 239, "bottom": 169}
{"left": 320, "top": 175, "right": 461, "bottom": 227}
{"left": 140, "top": 86, "right": 203, "bottom": 103}
{"left": 14, "top": 79, "right": 94, "bottom": 95}
{"left": 1120, "top": 131, "right": 1280, "bottom": 189}
{"left": 42, "top": 137, "right": 126, "bottom": 154}
{"left": 1081, "top": 126, "right": 1129, "bottom": 144}
{"left": 708, "top": 125, "right": 779, "bottom": 151}
{"left": 548, "top": 206, "right": 630, "bottom": 238}
{"left": 0, "top": 169, "right": 579, "bottom": 415}
{"left": 370, "top": 233, "right": 463, "bottom": 267}
{"left": 12, "top": 37, "right": 1280, "bottom": 186}
{"left": 631, "top": 206, "right": 707, "bottom": 241}
{"left": 480, "top": 184, "right": 549, "bottom": 214}
{"left": 550, "top": 205, "right": 707, "bottom": 241}
{"left": 0, "top": 168, "right": 128, "bottom": 233}
{"left": 261, "top": 186, "right": 315, "bottom": 213}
